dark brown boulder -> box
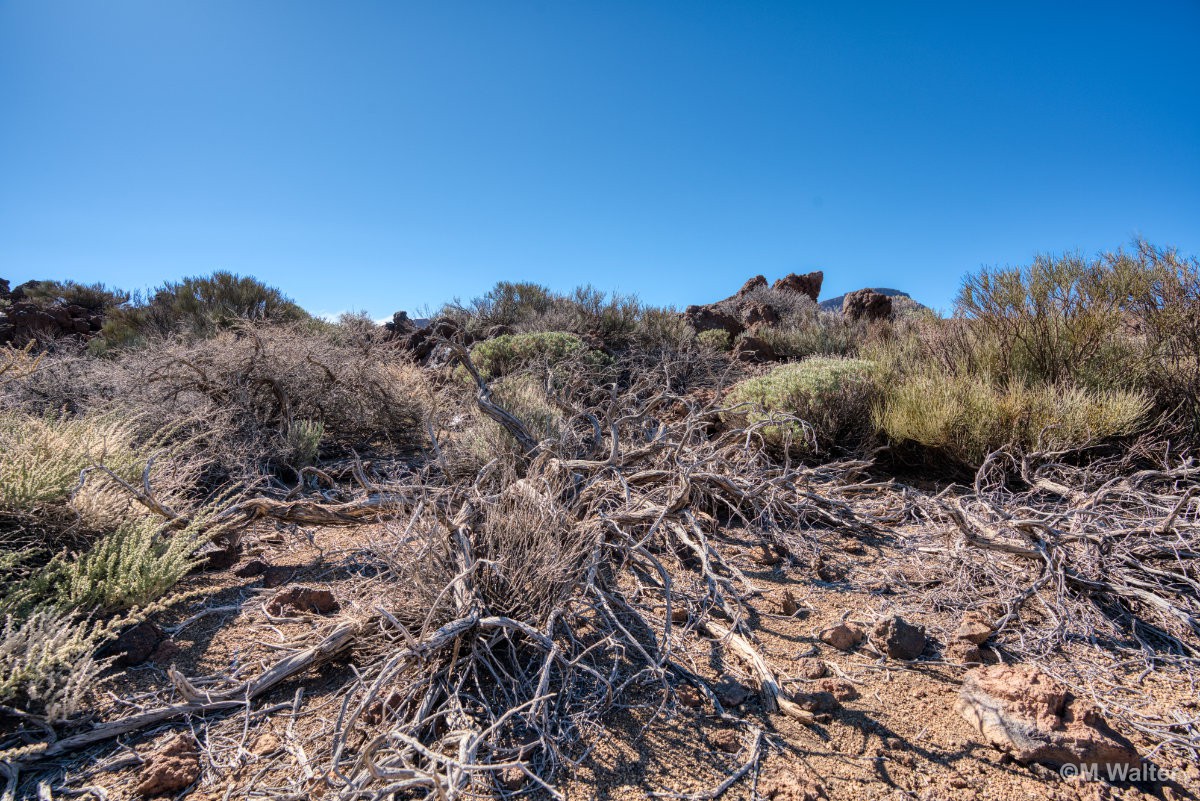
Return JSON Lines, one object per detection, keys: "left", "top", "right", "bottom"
{"left": 732, "top": 334, "right": 777, "bottom": 363}
{"left": 796, "top": 658, "right": 828, "bottom": 679}
{"left": 841, "top": 288, "right": 893, "bottom": 321}
{"left": 714, "top": 677, "right": 751, "bottom": 707}
{"left": 872, "top": 615, "right": 927, "bottom": 660}
{"left": 820, "top": 623, "right": 865, "bottom": 652}
{"left": 134, "top": 735, "right": 200, "bottom": 796}
{"left": 742, "top": 302, "right": 780, "bottom": 327}
{"left": 955, "top": 611, "right": 995, "bottom": 645}
{"left": 736, "top": 275, "right": 768, "bottom": 296}
{"left": 233, "top": 558, "right": 270, "bottom": 578}
{"left": 773, "top": 271, "right": 823, "bottom": 303}
{"left": 199, "top": 544, "right": 240, "bottom": 571}
{"left": 483, "top": 324, "right": 516, "bottom": 339}
{"left": 385, "top": 311, "right": 418, "bottom": 337}
{"left": 0, "top": 298, "right": 105, "bottom": 346}
{"left": 399, "top": 316, "right": 477, "bottom": 363}
{"left": 266, "top": 585, "right": 339, "bottom": 616}
{"left": 261, "top": 564, "right": 295, "bottom": 588}
{"left": 790, "top": 689, "right": 840, "bottom": 714}
{"left": 104, "top": 621, "right": 167, "bottom": 668}
{"left": 684, "top": 305, "right": 745, "bottom": 337}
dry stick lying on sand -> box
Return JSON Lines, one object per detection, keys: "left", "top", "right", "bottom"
{"left": 2, "top": 622, "right": 356, "bottom": 771}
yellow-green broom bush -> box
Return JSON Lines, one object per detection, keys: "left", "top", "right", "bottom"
{"left": 956, "top": 251, "right": 1147, "bottom": 388}
{"left": 874, "top": 371, "right": 1150, "bottom": 466}
{"left": 723, "top": 357, "right": 880, "bottom": 453}
{"left": 750, "top": 313, "right": 865, "bottom": 360}
{"left": 696, "top": 329, "right": 733, "bottom": 352}
{"left": 1, "top": 408, "right": 214, "bottom": 618}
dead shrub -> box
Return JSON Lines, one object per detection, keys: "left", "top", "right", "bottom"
{"left": 123, "top": 323, "right": 429, "bottom": 473}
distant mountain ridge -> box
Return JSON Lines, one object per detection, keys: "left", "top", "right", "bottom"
{"left": 819, "top": 287, "right": 923, "bottom": 312}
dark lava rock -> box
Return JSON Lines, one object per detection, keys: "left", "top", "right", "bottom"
{"left": 872, "top": 615, "right": 927, "bottom": 660}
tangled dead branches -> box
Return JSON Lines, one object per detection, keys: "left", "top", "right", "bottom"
{"left": 315, "top": 345, "right": 881, "bottom": 798}
{"left": 889, "top": 447, "right": 1200, "bottom": 758}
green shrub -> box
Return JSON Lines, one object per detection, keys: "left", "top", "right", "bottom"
{"left": 442, "top": 281, "right": 653, "bottom": 350}
{"left": 956, "top": 252, "right": 1146, "bottom": 387}
{"left": 875, "top": 371, "right": 1150, "bottom": 466}
{"left": 458, "top": 281, "right": 557, "bottom": 330}
{"left": 723, "top": 357, "right": 880, "bottom": 453}
{"left": 286, "top": 419, "right": 325, "bottom": 467}
{"left": 565, "top": 285, "right": 643, "bottom": 347}
{"left": 634, "top": 307, "right": 695, "bottom": 351}
{"left": 36, "top": 519, "right": 208, "bottom": 612}
{"left": 11, "top": 280, "right": 130, "bottom": 314}
{"left": 1120, "top": 241, "right": 1200, "bottom": 433}
{"left": 0, "top": 409, "right": 213, "bottom": 617}
{"left": 469, "top": 331, "right": 603, "bottom": 380}
{"left": 0, "top": 610, "right": 106, "bottom": 722}
{"left": 102, "top": 271, "right": 309, "bottom": 345}
{"left": 697, "top": 329, "right": 732, "bottom": 352}
{"left": 751, "top": 313, "right": 864, "bottom": 360}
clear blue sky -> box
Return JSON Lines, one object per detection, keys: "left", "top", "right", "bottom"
{"left": 2, "top": 1, "right": 1198, "bottom": 318}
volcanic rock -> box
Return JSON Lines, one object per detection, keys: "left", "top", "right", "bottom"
{"left": 733, "top": 334, "right": 777, "bottom": 363}
{"left": 683, "top": 304, "right": 745, "bottom": 337}
{"left": 714, "top": 677, "right": 751, "bottom": 707}
{"left": 820, "top": 623, "right": 865, "bottom": 652}
{"left": 772, "top": 271, "right": 823, "bottom": 303}
{"left": 736, "top": 275, "right": 768, "bottom": 296}
{"left": 957, "top": 664, "right": 1141, "bottom": 768}
{"left": 955, "top": 612, "right": 995, "bottom": 645}
{"left": 841, "top": 288, "right": 893, "bottom": 321}
{"left": 796, "top": 658, "right": 828, "bottom": 680}
{"left": 813, "top": 678, "right": 859, "bottom": 702}
{"left": 742, "top": 302, "right": 780, "bottom": 327}
{"left": 233, "top": 558, "right": 270, "bottom": 578}
{"left": 265, "top": 585, "right": 339, "bottom": 616}
{"left": 105, "top": 621, "right": 167, "bottom": 668}
{"left": 790, "top": 690, "right": 840, "bottom": 714}
{"left": 134, "top": 735, "right": 200, "bottom": 796}
{"left": 872, "top": 615, "right": 927, "bottom": 660}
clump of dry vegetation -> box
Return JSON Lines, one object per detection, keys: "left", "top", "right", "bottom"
{"left": 1, "top": 242, "right": 1198, "bottom": 799}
